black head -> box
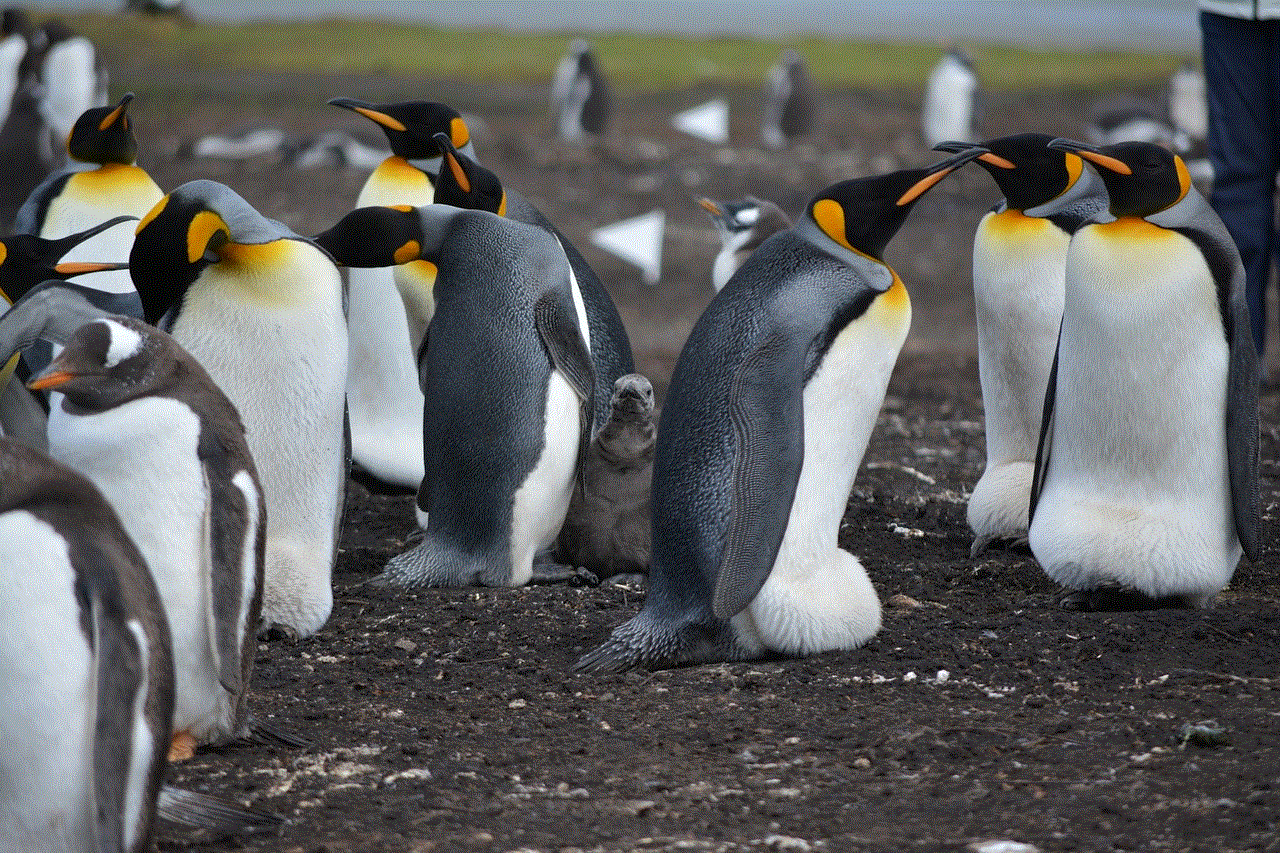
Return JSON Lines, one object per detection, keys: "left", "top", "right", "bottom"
{"left": 804, "top": 146, "right": 988, "bottom": 260}
{"left": 28, "top": 315, "right": 177, "bottom": 412}
{"left": 67, "top": 92, "right": 138, "bottom": 165}
{"left": 935, "top": 133, "right": 1084, "bottom": 211}
{"left": 2, "top": 8, "right": 29, "bottom": 38}
{"left": 328, "top": 97, "right": 471, "bottom": 162}
{"left": 1047, "top": 138, "right": 1191, "bottom": 218}
{"left": 0, "top": 216, "right": 132, "bottom": 305}
{"left": 431, "top": 131, "right": 506, "bottom": 215}
{"left": 312, "top": 205, "right": 430, "bottom": 269}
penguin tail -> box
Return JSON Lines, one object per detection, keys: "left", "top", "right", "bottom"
{"left": 371, "top": 537, "right": 487, "bottom": 589}
{"left": 574, "top": 608, "right": 738, "bottom": 674}
{"left": 156, "top": 785, "right": 284, "bottom": 836}
{"left": 244, "top": 712, "right": 311, "bottom": 750}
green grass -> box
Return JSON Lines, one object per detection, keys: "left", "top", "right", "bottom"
{"left": 58, "top": 10, "right": 1191, "bottom": 93}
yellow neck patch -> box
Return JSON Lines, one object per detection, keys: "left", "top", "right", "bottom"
{"left": 377, "top": 157, "right": 432, "bottom": 189}
{"left": 1174, "top": 155, "right": 1192, "bottom": 205}
{"left": 137, "top": 194, "right": 170, "bottom": 234}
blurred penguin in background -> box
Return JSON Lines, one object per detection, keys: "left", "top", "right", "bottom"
{"left": 761, "top": 49, "right": 817, "bottom": 150}
{"left": 27, "top": 18, "right": 108, "bottom": 164}
{"left": 0, "top": 8, "right": 31, "bottom": 129}
{"left": 551, "top": 38, "right": 612, "bottom": 144}
{"left": 922, "top": 47, "right": 980, "bottom": 149}
{"left": 1169, "top": 60, "right": 1208, "bottom": 144}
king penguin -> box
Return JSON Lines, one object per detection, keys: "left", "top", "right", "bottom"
{"left": 313, "top": 203, "right": 594, "bottom": 588}
{"left": 933, "top": 133, "right": 1108, "bottom": 557}
{"left": 575, "top": 148, "right": 988, "bottom": 673}
{"left": 328, "top": 97, "right": 476, "bottom": 491}
{"left": 550, "top": 38, "right": 612, "bottom": 145}
{"left": 30, "top": 315, "right": 266, "bottom": 762}
{"left": 130, "top": 179, "right": 348, "bottom": 638}
{"left": 0, "top": 435, "right": 171, "bottom": 853}
{"left": 1029, "top": 138, "right": 1259, "bottom": 610}
{"left": 761, "top": 49, "right": 817, "bottom": 150}
{"left": 429, "top": 131, "right": 635, "bottom": 432}
{"left": 698, "top": 195, "right": 792, "bottom": 291}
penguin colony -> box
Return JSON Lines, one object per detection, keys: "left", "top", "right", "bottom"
{"left": 0, "top": 23, "right": 1255, "bottom": 849}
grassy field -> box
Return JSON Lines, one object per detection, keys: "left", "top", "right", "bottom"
{"left": 59, "top": 10, "right": 1192, "bottom": 93}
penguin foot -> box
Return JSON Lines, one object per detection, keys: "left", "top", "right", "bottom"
{"left": 168, "top": 730, "right": 198, "bottom": 763}
{"left": 258, "top": 622, "right": 299, "bottom": 642}
{"left": 970, "top": 534, "right": 1031, "bottom": 558}
{"left": 1059, "top": 585, "right": 1196, "bottom": 612}
{"left": 606, "top": 572, "right": 647, "bottom": 588}
{"left": 529, "top": 561, "right": 600, "bottom": 587}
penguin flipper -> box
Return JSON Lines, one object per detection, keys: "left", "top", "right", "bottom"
{"left": 534, "top": 294, "right": 596, "bottom": 481}
{"left": 1029, "top": 323, "right": 1061, "bottom": 525}
{"left": 0, "top": 370, "right": 46, "bottom": 448}
{"left": 711, "top": 330, "right": 807, "bottom": 621}
{"left": 0, "top": 280, "right": 114, "bottom": 363}
{"left": 1225, "top": 285, "right": 1261, "bottom": 562}
{"left": 197, "top": 450, "right": 256, "bottom": 699}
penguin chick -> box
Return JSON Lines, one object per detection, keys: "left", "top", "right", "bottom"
{"left": 1030, "top": 138, "right": 1259, "bottom": 611}
{"left": 575, "top": 147, "right": 990, "bottom": 673}
{"left": 554, "top": 372, "right": 656, "bottom": 579}
{"left": 933, "top": 133, "right": 1108, "bottom": 557}
{"left": 327, "top": 96, "right": 477, "bottom": 492}
{"left": 130, "top": 179, "right": 348, "bottom": 638}
{"left": 313, "top": 203, "right": 594, "bottom": 589}
{"left": 30, "top": 315, "right": 266, "bottom": 762}
{"left": 697, "top": 195, "right": 792, "bottom": 291}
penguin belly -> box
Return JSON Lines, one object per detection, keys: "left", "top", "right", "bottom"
{"left": 1029, "top": 223, "right": 1238, "bottom": 605}
{"left": 47, "top": 397, "right": 234, "bottom": 742}
{"left": 0, "top": 513, "right": 96, "bottom": 853}
{"left": 346, "top": 160, "right": 434, "bottom": 490}
{"left": 176, "top": 245, "right": 347, "bottom": 637}
{"left": 508, "top": 369, "right": 581, "bottom": 585}
{"left": 968, "top": 211, "right": 1068, "bottom": 549}
{"left": 732, "top": 278, "right": 910, "bottom": 655}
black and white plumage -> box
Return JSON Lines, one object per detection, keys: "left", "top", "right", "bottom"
{"left": 576, "top": 148, "right": 989, "bottom": 673}
{"left": 1085, "top": 93, "right": 1191, "bottom": 154}
{"left": 1030, "top": 139, "right": 1259, "bottom": 611}
{"left": 698, "top": 196, "right": 792, "bottom": 291}
{"left": 27, "top": 19, "right": 109, "bottom": 164}
{"left": 30, "top": 316, "right": 266, "bottom": 760}
{"left": 550, "top": 38, "right": 612, "bottom": 144}
{"left": 921, "top": 48, "right": 980, "bottom": 149}
{"left": 761, "top": 49, "right": 816, "bottom": 150}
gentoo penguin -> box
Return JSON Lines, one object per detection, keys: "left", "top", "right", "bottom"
{"left": 130, "top": 180, "right": 348, "bottom": 638}
{"left": 550, "top": 38, "right": 612, "bottom": 144}
{"left": 0, "top": 435, "right": 171, "bottom": 853}
{"left": 29, "top": 19, "right": 108, "bottom": 166}
{"left": 429, "top": 131, "right": 635, "bottom": 431}
{"left": 575, "top": 148, "right": 989, "bottom": 673}
{"left": 29, "top": 316, "right": 265, "bottom": 762}
{"left": 14, "top": 92, "right": 163, "bottom": 373}
{"left": 313, "top": 204, "right": 594, "bottom": 588}
{"left": 761, "top": 49, "right": 817, "bottom": 150}
{"left": 697, "top": 195, "right": 792, "bottom": 291}
{"left": 921, "top": 47, "right": 980, "bottom": 149}
{"left": 327, "top": 97, "right": 476, "bottom": 491}
{"left": 1029, "top": 138, "right": 1259, "bottom": 610}
{"left": 554, "top": 372, "right": 656, "bottom": 580}
{"left": 933, "top": 134, "right": 1108, "bottom": 557}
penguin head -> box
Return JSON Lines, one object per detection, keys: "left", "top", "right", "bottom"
{"left": 27, "top": 316, "right": 177, "bottom": 411}
{"left": 698, "top": 197, "right": 765, "bottom": 237}
{"left": 609, "top": 373, "right": 655, "bottom": 423}
{"left": 0, "top": 216, "right": 132, "bottom": 305}
{"left": 328, "top": 97, "right": 473, "bottom": 168}
{"left": 67, "top": 92, "right": 138, "bottom": 165}
{"left": 1047, "top": 138, "right": 1191, "bottom": 218}
{"left": 430, "top": 131, "right": 506, "bottom": 215}
{"left": 312, "top": 205, "right": 433, "bottom": 270}
{"left": 802, "top": 147, "right": 989, "bottom": 261}
{"left": 130, "top": 180, "right": 296, "bottom": 324}
{"left": 934, "top": 133, "right": 1085, "bottom": 211}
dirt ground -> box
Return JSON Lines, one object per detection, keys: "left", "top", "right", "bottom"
{"left": 125, "top": 64, "right": 1280, "bottom": 853}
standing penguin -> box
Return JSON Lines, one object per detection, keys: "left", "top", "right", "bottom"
{"left": 29, "top": 316, "right": 265, "bottom": 762}
{"left": 761, "top": 49, "right": 817, "bottom": 150}
{"left": 29, "top": 19, "right": 108, "bottom": 166}
{"left": 327, "top": 97, "right": 476, "bottom": 491}
{"left": 921, "top": 47, "right": 980, "bottom": 149}
{"left": 933, "top": 134, "right": 1108, "bottom": 557}
{"left": 0, "top": 9, "right": 31, "bottom": 130}
{"left": 698, "top": 195, "right": 792, "bottom": 291}
{"left": 550, "top": 38, "right": 612, "bottom": 144}
{"left": 130, "top": 180, "right": 348, "bottom": 638}
{"left": 429, "top": 131, "right": 635, "bottom": 431}
{"left": 0, "top": 436, "right": 171, "bottom": 853}
{"left": 1030, "top": 139, "right": 1259, "bottom": 610}
{"left": 576, "top": 148, "right": 988, "bottom": 673}
{"left": 313, "top": 204, "right": 594, "bottom": 588}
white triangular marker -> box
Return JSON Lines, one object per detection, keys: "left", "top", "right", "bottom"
{"left": 672, "top": 98, "right": 729, "bottom": 144}
{"left": 590, "top": 209, "right": 665, "bottom": 284}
